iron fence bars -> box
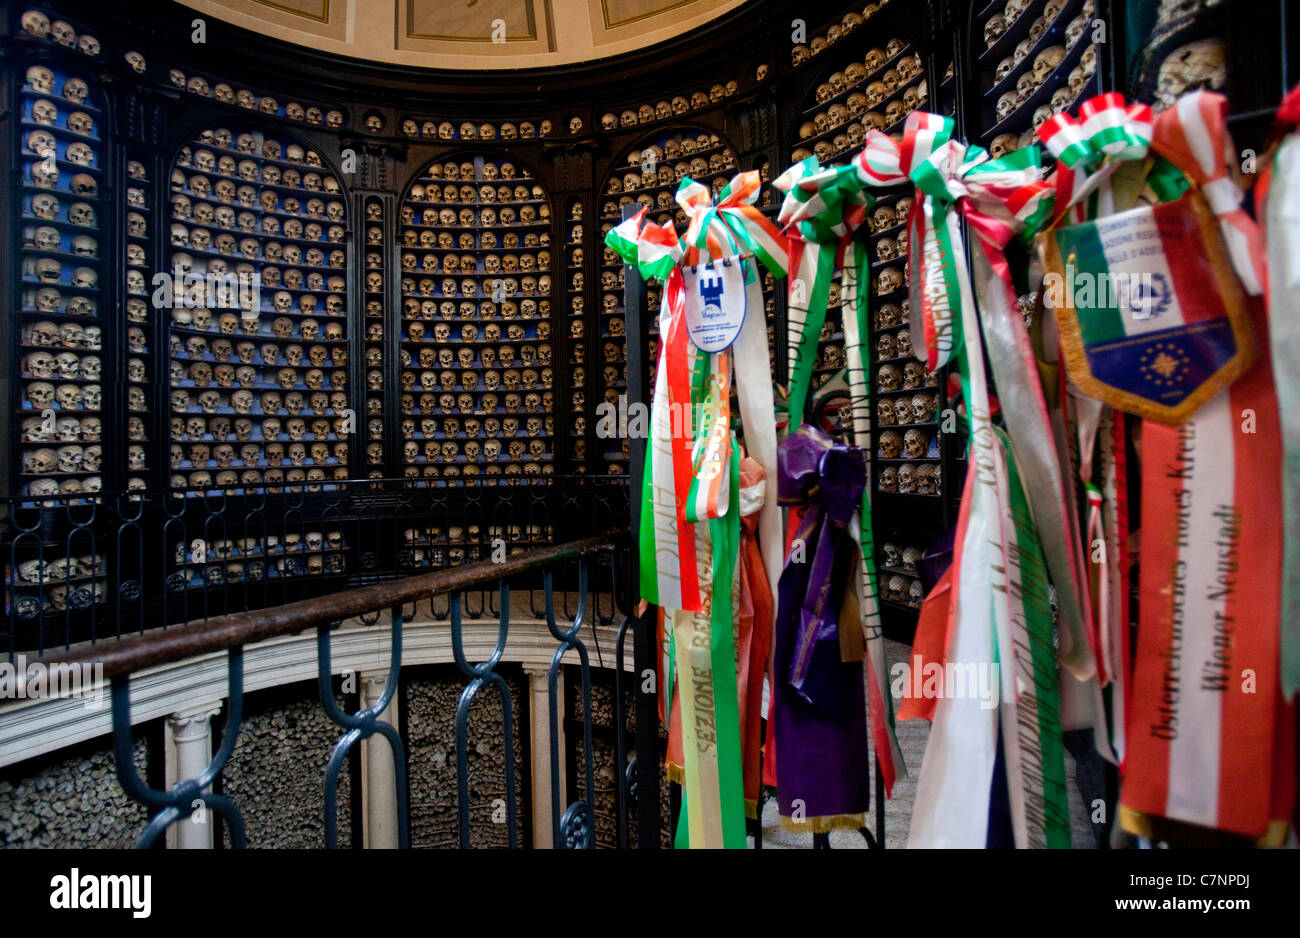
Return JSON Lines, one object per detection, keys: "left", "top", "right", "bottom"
{"left": 3, "top": 476, "right": 631, "bottom": 661}
{"left": 544, "top": 565, "right": 595, "bottom": 848}
{"left": 450, "top": 585, "right": 518, "bottom": 848}
{"left": 28, "top": 532, "right": 623, "bottom": 849}
{"left": 613, "top": 613, "right": 633, "bottom": 849}
{"left": 316, "top": 606, "right": 410, "bottom": 849}
{"left": 110, "top": 648, "right": 247, "bottom": 849}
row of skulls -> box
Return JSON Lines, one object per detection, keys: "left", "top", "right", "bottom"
{"left": 606, "top": 156, "right": 734, "bottom": 195}
{"left": 27, "top": 97, "right": 95, "bottom": 137}
{"left": 399, "top": 369, "right": 553, "bottom": 393}
{"left": 878, "top": 427, "right": 935, "bottom": 461}
{"left": 599, "top": 84, "right": 739, "bottom": 134}
{"left": 395, "top": 275, "right": 552, "bottom": 298}
{"left": 399, "top": 391, "right": 553, "bottom": 416}
{"left": 401, "top": 416, "right": 551, "bottom": 439}
{"left": 877, "top": 392, "right": 938, "bottom": 427}
{"left": 801, "top": 80, "right": 926, "bottom": 149}
{"left": 172, "top": 180, "right": 343, "bottom": 218}
{"left": 172, "top": 413, "right": 346, "bottom": 441}
{"left": 170, "top": 221, "right": 343, "bottom": 254}
{"left": 399, "top": 250, "right": 549, "bottom": 274}
{"left": 879, "top": 462, "right": 942, "bottom": 497}
{"left": 172, "top": 335, "right": 343, "bottom": 368}
{"left": 24, "top": 477, "right": 108, "bottom": 498}
{"left": 24, "top": 381, "right": 102, "bottom": 411}
{"left": 995, "top": 46, "right": 1098, "bottom": 131}
{"left": 23, "top": 351, "right": 105, "bottom": 382}
{"left": 789, "top": 3, "right": 885, "bottom": 66}
{"left": 172, "top": 194, "right": 343, "bottom": 228}
{"left": 26, "top": 189, "right": 96, "bottom": 227}
{"left": 884, "top": 574, "right": 927, "bottom": 606}
{"left": 399, "top": 226, "right": 544, "bottom": 253}
{"left": 175, "top": 532, "right": 346, "bottom": 561}
{"left": 23, "top": 324, "right": 120, "bottom": 351}
{"left": 176, "top": 159, "right": 339, "bottom": 196}
{"left": 985, "top": 0, "right": 1092, "bottom": 50}
{"left": 399, "top": 117, "right": 551, "bottom": 140}
{"left": 173, "top": 467, "right": 351, "bottom": 493}
{"left": 29, "top": 162, "right": 97, "bottom": 195}
{"left": 170, "top": 373, "right": 340, "bottom": 412}
{"left": 19, "top": 10, "right": 101, "bottom": 55}
{"left": 402, "top": 524, "right": 548, "bottom": 544}
{"left": 809, "top": 45, "right": 922, "bottom": 109}
{"left": 881, "top": 542, "right": 925, "bottom": 572}
{"left": 172, "top": 308, "right": 344, "bottom": 339}
{"left": 183, "top": 130, "right": 326, "bottom": 166}
{"left": 402, "top": 438, "right": 550, "bottom": 463}
{"left": 404, "top": 205, "right": 548, "bottom": 230}
{"left": 398, "top": 461, "right": 552, "bottom": 480}
{"left": 404, "top": 324, "right": 547, "bottom": 351}
{"left": 161, "top": 64, "right": 342, "bottom": 128}
{"left": 23, "top": 444, "right": 116, "bottom": 474}
{"left": 25, "top": 225, "right": 96, "bottom": 257}
{"left": 171, "top": 441, "right": 347, "bottom": 469}
{"left": 22, "top": 414, "right": 106, "bottom": 444}
{"left": 875, "top": 326, "right": 916, "bottom": 362}
{"left": 173, "top": 349, "right": 345, "bottom": 385}
{"left": 401, "top": 298, "right": 550, "bottom": 322}
{"left": 878, "top": 360, "right": 937, "bottom": 393}
{"left": 15, "top": 553, "right": 106, "bottom": 585}
{"left": 417, "top": 161, "right": 532, "bottom": 183}
{"left": 23, "top": 136, "right": 95, "bottom": 171}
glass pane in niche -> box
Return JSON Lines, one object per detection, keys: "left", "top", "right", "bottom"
{"left": 398, "top": 154, "right": 555, "bottom": 486}
{"left": 166, "top": 127, "right": 350, "bottom": 500}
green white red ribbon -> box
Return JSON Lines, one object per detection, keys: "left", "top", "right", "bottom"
{"left": 604, "top": 172, "right": 787, "bottom": 848}
{"left": 1150, "top": 91, "right": 1266, "bottom": 296}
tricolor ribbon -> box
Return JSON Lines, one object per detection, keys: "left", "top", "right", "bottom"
{"left": 1150, "top": 91, "right": 1267, "bottom": 295}
{"left": 772, "top": 156, "right": 875, "bottom": 428}
{"left": 604, "top": 173, "right": 787, "bottom": 848}
{"left": 1038, "top": 92, "right": 1154, "bottom": 224}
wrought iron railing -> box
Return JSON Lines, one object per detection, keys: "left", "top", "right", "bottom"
{"left": 1, "top": 475, "right": 630, "bottom": 661}
{"left": 27, "top": 530, "right": 663, "bottom": 849}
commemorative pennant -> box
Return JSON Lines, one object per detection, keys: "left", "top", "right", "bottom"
{"left": 1039, "top": 190, "right": 1254, "bottom": 424}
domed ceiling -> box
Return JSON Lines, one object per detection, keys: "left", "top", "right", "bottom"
{"left": 176, "top": 0, "right": 752, "bottom": 70}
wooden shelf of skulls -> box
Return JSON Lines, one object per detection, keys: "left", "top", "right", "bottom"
{"left": 13, "top": 46, "right": 110, "bottom": 618}
{"left": 789, "top": 33, "right": 928, "bottom": 393}
{"left": 868, "top": 187, "right": 943, "bottom": 615}
{"left": 981, "top": 0, "right": 1100, "bottom": 341}
{"left": 567, "top": 198, "right": 595, "bottom": 475}
{"left": 167, "top": 127, "right": 351, "bottom": 587}
{"left": 982, "top": 0, "right": 1100, "bottom": 154}
{"left": 398, "top": 155, "right": 556, "bottom": 522}
{"left": 364, "top": 196, "right": 387, "bottom": 480}
{"left": 598, "top": 129, "right": 742, "bottom": 476}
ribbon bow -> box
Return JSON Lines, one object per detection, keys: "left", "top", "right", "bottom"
{"left": 1151, "top": 90, "right": 1267, "bottom": 295}
{"left": 677, "top": 172, "right": 789, "bottom": 276}
{"left": 1036, "top": 92, "right": 1154, "bottom": 228}
{"left": 772, "top": 156, "right": 875, "bottom": 429}
{"left": 604, "top": 206, "right": 683, "bottom": 282}
{"left": 862, "top": 113, "right": 1048, "bottom": 367}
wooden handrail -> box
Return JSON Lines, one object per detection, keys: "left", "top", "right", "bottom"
{"left": 32, "top": 533, "right": 624, "bottom": 680}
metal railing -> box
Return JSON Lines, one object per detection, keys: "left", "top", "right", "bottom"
{"left": 2, "top": 475, "right": 630, "bottom": 661}
{"left": 27, "top": 530, "right": 663, "bottom": 849}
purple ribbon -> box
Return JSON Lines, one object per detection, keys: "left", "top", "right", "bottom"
{"left": 773, "top": 425, "right": 869, "bottom": 822}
